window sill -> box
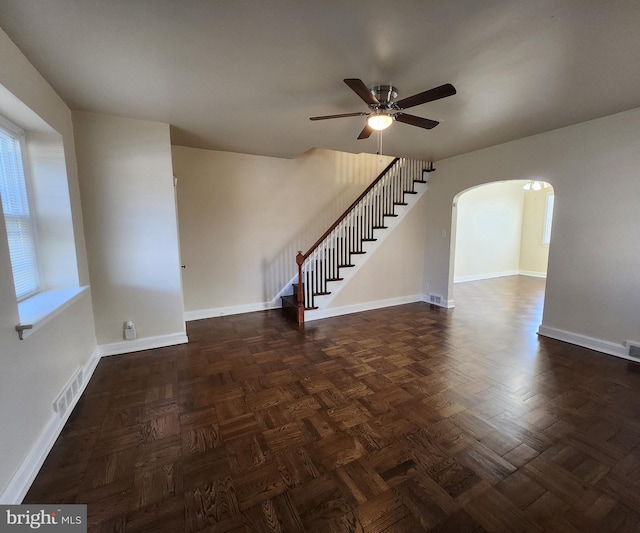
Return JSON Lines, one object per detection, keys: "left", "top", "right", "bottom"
{"left": 16, "top": 286, "right": 89, "bottom": 340}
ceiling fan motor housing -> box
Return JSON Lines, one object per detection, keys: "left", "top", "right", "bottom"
{"left": 370, "top": 85, "right": 398, "bottom": 107}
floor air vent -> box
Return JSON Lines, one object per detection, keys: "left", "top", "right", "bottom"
{"left": 53, "top": 367, "right": 84, "bottom": 417}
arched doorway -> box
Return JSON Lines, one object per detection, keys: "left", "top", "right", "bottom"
{"left": 449, "top": 180, "right": 554, "bottom": 338}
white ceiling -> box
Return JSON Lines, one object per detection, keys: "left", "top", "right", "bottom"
{"left": 1, "top": 0, "right": 640, "bottom": 161}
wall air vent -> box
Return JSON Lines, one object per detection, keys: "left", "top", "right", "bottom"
{"left": 627, "top": 341, "right": 640, "bottom": 360}
{"left": 429, "top": 294, "right": 442, "bottom": 305}
{"left": 53, "top": 367, "right": 84, "bottom": 418}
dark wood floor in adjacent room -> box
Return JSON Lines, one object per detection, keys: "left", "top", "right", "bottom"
{"left": 24, "top": 276, "right": 640, "bottom": 532}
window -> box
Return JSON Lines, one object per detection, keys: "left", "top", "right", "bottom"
{"left": 542, "top": 192, "right": 554, "bottom": 246}
{"left": 0, "top": 115, "right": 40, "bottom": 300}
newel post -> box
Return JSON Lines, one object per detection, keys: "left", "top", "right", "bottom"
{"left": 296, "top": 251, "right": 305, "bottom": 325}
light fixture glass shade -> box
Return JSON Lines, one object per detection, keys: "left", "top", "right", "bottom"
{"left": 523, "top": 180, "right": 547, "bottom": 191}
{"left": 367, "top": 113, "right": 393, "bottom": 131}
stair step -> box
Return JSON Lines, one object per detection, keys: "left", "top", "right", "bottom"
{"left": 326, "top": 277, "right": 344, "bottom": 282}
{"left": 281, "top": 295, "right": 316, "bottom": 311}
{"left": 372, "top": 226, "right": 388, "bottom": 230}
{"left": 339, "top": 263, "right": 355, "bottom": 268}
{"left": 414, "top": 179, "right": 427, "bottom": 183}
{"left": 394, "top": 202, "right": 408, "bottom": 206}
{"left": 362, "top": 238, "right": 377, "bottom": 242}
{"left": 404, "top": 190, "right": 417, "bottom": 194}
{"left": 351, "top": 251, "right": 366, "bottom": 255}
{"left": 383, "top": 213, "right": 398, "bottom": 217}
{"left": 281, "top": 295, "right": 298, "bottom": 308}
{"left": 314, "top": 291, "right": 331, "bottom": 296}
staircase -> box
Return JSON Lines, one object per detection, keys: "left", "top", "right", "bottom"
{"left": 281, "top": 157, "right": 432, "bottom": 325}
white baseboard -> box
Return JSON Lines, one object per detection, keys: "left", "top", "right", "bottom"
{"left": 519, "top": 270, "right": 547, "bottom": 279}
{"left": 99, "top": 332, "right": 188, "bottom": 357}
{"left": 305, "top": 294, "right": 423, "bottom": 322}
{"left": 454, "top": 270, "right": 520, "bottom": 283}
{"left": 454, "top": 270, "right": 546, "bottom": 283}
{"left": 184, "top": 302, "right": 279, "bottom": 322}
{"left": 537, "top": 325, "right": 631, "bottom": 360}
{"left": 1, "top": 348, "right": 101, "bottom": 504}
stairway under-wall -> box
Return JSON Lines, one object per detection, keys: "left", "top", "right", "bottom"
{"left": 281, "top": 158, "right": 432, "bottom": 325}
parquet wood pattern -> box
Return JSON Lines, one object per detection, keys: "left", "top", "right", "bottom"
{"left": 24, "top": 276, "right": 640, "bottom": 531}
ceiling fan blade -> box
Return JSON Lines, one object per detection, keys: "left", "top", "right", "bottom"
{"left": 344, "top": 79, "right": 379, "bottom": 106}
{"left": 357, "top": 124, "right": 374, "bottom": 140}
{"left": 395, "top": 113, "right": 439, "bottom": 130}
{"left": 394, "top": 83, "right": 456, "bottom": 110}
{"left": 310, "top": 112, "right": 367, "bottom": 121}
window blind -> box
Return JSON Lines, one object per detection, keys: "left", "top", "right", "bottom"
{"left": 0, "top": 122, "right": 40, "bottom": 300}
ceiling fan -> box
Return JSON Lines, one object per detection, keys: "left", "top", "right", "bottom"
{"left": 310, "top": 79, "right": 456, "bottom": 139}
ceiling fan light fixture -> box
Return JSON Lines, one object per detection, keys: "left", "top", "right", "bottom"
{"left": 367, "top": 112, "right": 393, "bottom": 131}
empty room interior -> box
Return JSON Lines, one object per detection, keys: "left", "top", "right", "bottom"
{"left": 1, "top": 1, "right": 640, "bottom": 531}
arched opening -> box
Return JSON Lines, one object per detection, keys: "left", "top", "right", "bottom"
{"left": 449, "top": 180, "right": 554, "bottom": 345}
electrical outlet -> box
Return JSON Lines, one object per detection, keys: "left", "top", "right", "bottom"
{"left": 124, "top": 321, "right": 136, "bottom": 340}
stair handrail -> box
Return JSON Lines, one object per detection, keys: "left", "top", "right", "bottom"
{"left": 295, "top": 157, "right": 400, "bottom": 317}
{"left": 298, "top": 157, "right": 400, "bottom": 262}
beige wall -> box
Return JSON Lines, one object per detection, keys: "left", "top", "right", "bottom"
{"left": 27, "top": 131, "right": 80, "bottom": 289}
{"left": 424, "top": 107, "right": 640, "bottom": 346}
{"left": 453, "top": 181, "right": 525, "bottom": 281}
{"left": 172, "top": 146, "right": 393, "bottom": 315}
{"left": 0, "top": 28, "right": 97, "bottom": 499}
{"left": 453, "top": 181, "right": 551, "bottom": 281}
{"left": 74, "top": 112, "right": 185, "bottom": 346}
{"left": 520, "top": 187, "right": 551, "bottom": 274}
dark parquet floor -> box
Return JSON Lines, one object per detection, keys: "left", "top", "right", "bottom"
{"left": 25, "top": 276, "right": 640, "bottom": 532}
